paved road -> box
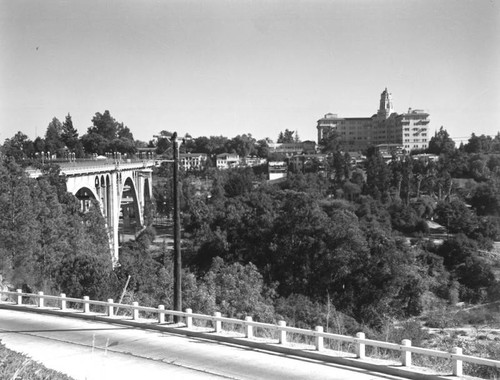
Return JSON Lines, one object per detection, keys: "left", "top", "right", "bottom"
{"left": 0, "top": 309, "right": 406, "bottom": 380}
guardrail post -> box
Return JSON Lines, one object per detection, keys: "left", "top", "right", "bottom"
{"left": 355, "top": 332, "right": 365, "bottom": 359}
{"left": 107, "top": 299, "right": 114, "bottom": 316}
{"left": 132, "top": 302, "right": 139, "bottom": 320}
{"left": 315, "top": 326, "right": 324, "bottom": 351}
{"left": 83, "top": 296, "right": 90, "bottom": 313}
{"left": 38, "top": 291, "right": 44, "bottom": 308}
{"left": 452, "top": 347, "right": 463, "bottom": 377}
{"left": 214, "top": 312, "right": 222, "bottom": 333}
{"left": 278, "top": 321, "right": 287, "bottom": 345}
{"left": 60, "top": 293, "right": 66, "bottom": 310}
{"left": 245, "top": 316, "right": 253, "bottom": 339}
{"left": 401, "top": 339, "right": 412, "bottom": 367}
{"left": 185, "top": 308, "right": 193, "bottom": 328}
{"left": 158, "top": 305, "right": 165, "bottom": 324}
{"left": 16, "top": 289, "right": 22, "bottom": 305}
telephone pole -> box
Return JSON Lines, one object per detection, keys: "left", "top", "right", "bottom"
{"left": 171, "top": 132, "right": 182, "bottom": 322}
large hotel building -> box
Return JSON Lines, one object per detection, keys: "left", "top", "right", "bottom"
{"left": 317, "top": 89, "right": 430, "bottom": 152}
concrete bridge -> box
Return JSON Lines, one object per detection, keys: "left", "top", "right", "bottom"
{"left": 27, "top": 159, "right": 157, "bottom": 262}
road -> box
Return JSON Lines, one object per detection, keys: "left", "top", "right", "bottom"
{"left": 0, "top": 309, "right": 407, "bottom": 380}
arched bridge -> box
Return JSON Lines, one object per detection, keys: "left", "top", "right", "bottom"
{"left": 28, "top": 160, "right": 156, "bottom": 262}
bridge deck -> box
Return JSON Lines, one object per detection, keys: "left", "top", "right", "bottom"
{"left": 26, "top": 159, "right": 157, "bottom": 178}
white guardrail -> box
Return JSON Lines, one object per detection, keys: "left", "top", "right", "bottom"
{"left": 1, "top": 290, "right": 499, "bottom": 378}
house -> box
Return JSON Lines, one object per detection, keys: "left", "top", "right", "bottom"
{"left": 216, "top": 153, "right": 240, "bottom": 170}
{"left": 268, "top": 161, "right": 287, "bottom": 180}
{"left": 180, "top": 153, "right": 208, "bottom": 171}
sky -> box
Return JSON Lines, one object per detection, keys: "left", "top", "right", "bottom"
{"left": 1, "top": 0, "right": 499, "bottom": 145}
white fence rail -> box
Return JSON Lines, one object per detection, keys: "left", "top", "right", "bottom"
{"left": 1, "top": 290, "right": 499, "bottom": 378}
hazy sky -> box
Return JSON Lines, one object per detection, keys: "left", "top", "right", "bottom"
{"left": 1, "top": 0, "right": 499, "bottom": 144}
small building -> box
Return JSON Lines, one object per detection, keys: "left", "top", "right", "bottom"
{"left": 289, "top": 153, "right": 327, "bottom": 173}
{"left": 268, "top": 161, "right": 287, "bottom": 180}
{"left": 180, "top": 153, "right": 208, "bottom": 171}
{"left": 216, "top": 153, "right": 240, "bottom": 170}
{"left": 241, "top": 156, "right": 267, "bottom": 167}
{"left": 427, "top": 220, "right": 447, "bottom": 234}
{"left": 412, "top": 153, "right": 439, "bottom": 163}
{"left": 398, "top": 108, "right": 430, "bottom": 151}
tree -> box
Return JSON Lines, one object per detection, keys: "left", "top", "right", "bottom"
{"left": 206, "top": 136, "right": 230, "bottom": 155}
{"left": 61, "top": 114, "right": 79, "bottom": 151}
{"left": 464, "top": 134, "right": 492, "bottom": 154}
{"left": 226, "top": 134, "right": 257, "bottom": 157}
{"left": 44, "top": 117, "right": 65, "bottom": 156}
{"left": 256, "top": 139, "right": 270, "bottom": 158}
{"left": 277, "top": 129, "right": 295, "bottom": 143}
{"left": 33, "top": 137, "right": 45, "bottom": 155}
{"left": 109, "top": 137, "right": 136, "bottom": 155}
{"left": 364, "top": 147, "right": 391, "bottom": 201}
{"left": 326, "top": 151, "right": 351, "bottom": 184}
{"left": 82, "top": 110, "right": 135, "bottom": 155}
{"left": 224, "top": 168, "right": 255, "bottom": 198}
{"left": 117, "top": 123, "right": 134, "bottom": 140}
{"left": 89, "top": 110, "right": 117, "bottom": 140}
{"left": 0, "top": 159, "right": 39, "bottom": 284}
{"left": 81, "top": 133, "right": 108, "bottom": 156}
{"left": 353, "top": 228, "right": 430, "bottom": 323}
{"left": 192, "top": 257, "right": 276, "bottom": 321}
{"left": 0, "top": 158, "right": 113, "bottom": 295}
{"left": 389, "top": 201, "right": 418, "bottom": 233}
{"left": 320, "top": 130, "right": 343, "bottom": 153}
{"left": 437, "top": 234, "right": 497, "bottom": 303}
{"left": 434, "top": 199, "right": 477, "bottom": 236}
{"left": 1, "top": 132, "right": 33, "bottom": 161}
{"left": 470, "top": 181, "right": 500, "bottom": 216}
{"left": 427, "top": 126, "right": 455, "bottom": 155}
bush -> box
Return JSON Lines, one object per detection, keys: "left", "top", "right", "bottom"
{"left": 373, "top": 319, "right": 430, "bottom": 347}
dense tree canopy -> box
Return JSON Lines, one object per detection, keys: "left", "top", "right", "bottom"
{"left": 427, "top": 126, "right": 456, "bottom": 155}
{"left": 0, "top": 158, "right": 114, "bottom": 298}
{"left": 82, "top": 110, "right": 136, "bottom": 155}
{"left": 277, "top": 129, "right": 296, "bottom": 143}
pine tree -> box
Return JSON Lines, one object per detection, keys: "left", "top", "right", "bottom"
{"left": 61, "top": 113, "right": 79, "bottom": 151}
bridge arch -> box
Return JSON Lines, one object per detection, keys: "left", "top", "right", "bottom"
{"left": 93, "top": 174, "right": 113, "bottom": 225}
{"left": 75, "top": 187, "right": 99, "bottom": 213}
{"left": 119, "top": 176, "right": 142, "bottom": 234}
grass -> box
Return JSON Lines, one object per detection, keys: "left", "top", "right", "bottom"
{"left": 0, "top": 341, "right": 75, "bottom": 380}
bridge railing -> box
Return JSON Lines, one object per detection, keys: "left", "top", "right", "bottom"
{"left": 1, "top": 290, "right": 499, "bottom": 378}
{"left": 25, "top": 159, "right": 157, "bottom": 178}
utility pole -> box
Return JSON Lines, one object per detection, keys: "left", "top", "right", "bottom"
{"left": 171, "top": 132, "right": 182, "bottom": 321}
